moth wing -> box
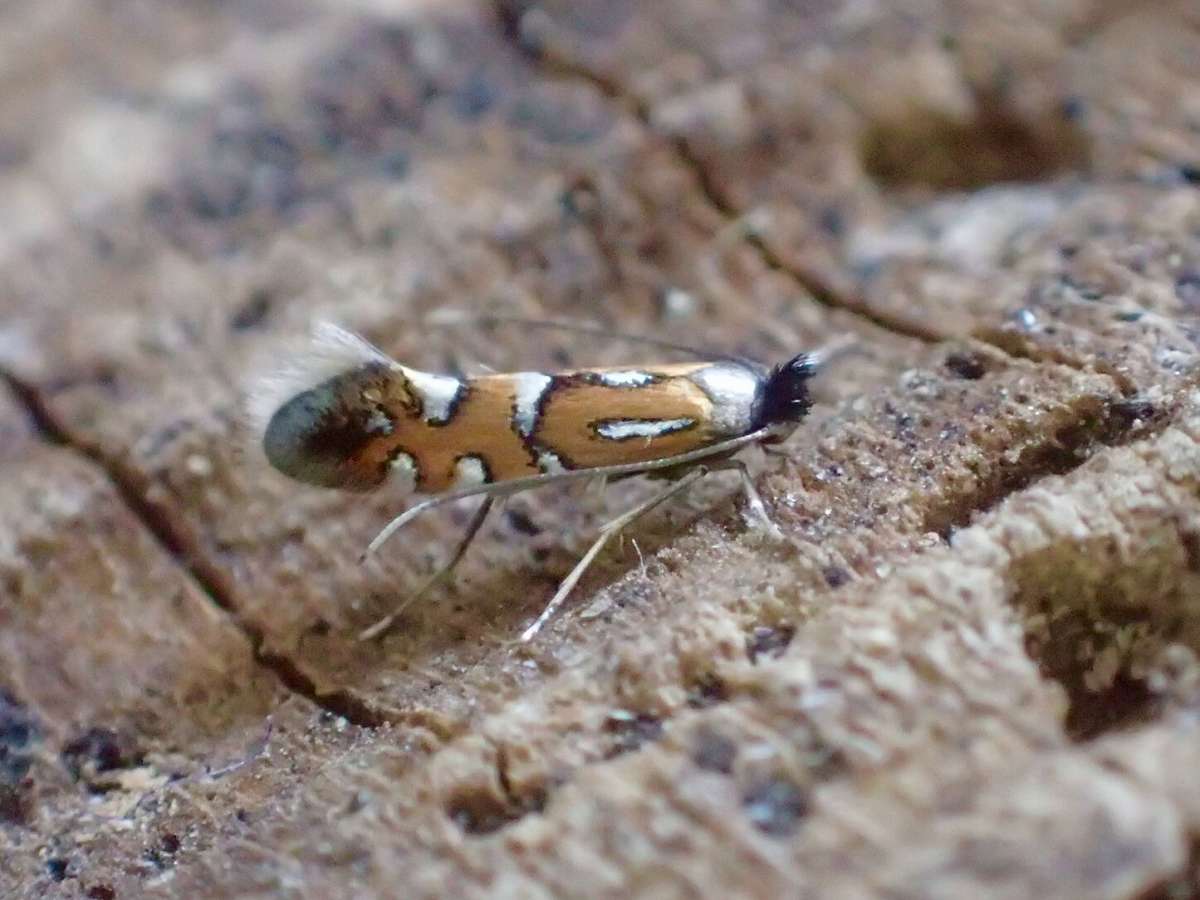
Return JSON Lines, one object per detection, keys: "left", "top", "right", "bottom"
{"left": 245, "top": 322, "right": 394, "bottom": 438}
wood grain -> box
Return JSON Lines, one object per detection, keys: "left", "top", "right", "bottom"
{"left": 0, "top": 1, "right": 1198, "bottom": 897}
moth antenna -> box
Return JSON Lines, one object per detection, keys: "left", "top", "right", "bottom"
{"left": 423, "top": 309, "right": 750, "bottom": 366}
{"left": 805, "top": 333, "right": 859, "bottom": 372}
{"left": 244, "top": 322, "right": 393, "bottom": 442}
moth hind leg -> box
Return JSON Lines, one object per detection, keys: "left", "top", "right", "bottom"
{"left": 709, "top": 458, "right": 784, "bottom": 541}
{"left": 519, "top": 466, "right": 709, "bottom": 642}
{"left": 359, "top": 495, "right": 496, "bottom": 641}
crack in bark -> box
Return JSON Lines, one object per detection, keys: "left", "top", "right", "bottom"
{"left": 920, "top": 392, "right": 1165, "bottom": 540}
{"left": 489, "top": 2, "right": 939, "bottom": 344}
{"left": 1, "top": 372, "right": 392, "bottom": 730}
{"left": 445, "top": 737, "right": 547, "bottom": 835}
{"left": 974, "top": 324, "right": 1142, "bottom": 398}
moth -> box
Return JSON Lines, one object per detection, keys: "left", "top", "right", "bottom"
{"left": 251, "top": 321, "right": 844, "bottom": 641}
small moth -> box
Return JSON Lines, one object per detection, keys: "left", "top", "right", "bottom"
{"left": 251, "top": 322, "right": 842, "bottom": 641}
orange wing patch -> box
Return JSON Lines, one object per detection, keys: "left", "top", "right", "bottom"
{"left": 376, "top": 375, "right": 539, "bottom": 492}
{"left": 265, "top": 358, "right": 737, "bottom": 493}
{"left": 534, "top": 365, "right": 718, "bottom": 469}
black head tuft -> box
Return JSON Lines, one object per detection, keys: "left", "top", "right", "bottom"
{"left": 755, "top": 353, "right": 818, "bottom": 427}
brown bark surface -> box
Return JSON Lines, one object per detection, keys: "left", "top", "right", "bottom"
{"left": 1, "top": 1, "right": 1199, "bottom": 897}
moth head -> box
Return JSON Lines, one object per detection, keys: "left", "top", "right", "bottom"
{"left": 756, "top": 353, "right": 818, "bottom": 427}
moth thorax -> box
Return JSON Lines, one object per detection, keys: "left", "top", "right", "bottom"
{"left": 687, "top": 362, "right": 766, "bottom": 437}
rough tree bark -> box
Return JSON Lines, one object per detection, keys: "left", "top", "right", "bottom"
{"left": 1, "top": 0, "right": 1199, "bottom": 897}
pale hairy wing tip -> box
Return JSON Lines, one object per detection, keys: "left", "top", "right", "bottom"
{"left": 242, "top": 321, "right": 392, "bottom": 443}
{"left": 308, "top": 321, "right": 391, "bottom": 363}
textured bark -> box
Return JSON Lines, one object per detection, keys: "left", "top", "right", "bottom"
{"left": 0, "top": 0, "right": 1198, "bottom": 897}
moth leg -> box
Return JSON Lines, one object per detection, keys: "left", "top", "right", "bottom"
{"left": 571, "top": 473, "right": 608, "bottom": 505}
{"left": 587, "top": 474, "right": 608, "bottom": 500}
{"left": 710, "top": 458, "right": 784, "bottom": 541}
{"left": 520, "top": 466, "right": 708, "bottom": 642}
{"left": 361, "top": 427, "right": 777, "bottom": 561}
{"left": 359, "top": 495, "right": 495, "bottom": 641}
